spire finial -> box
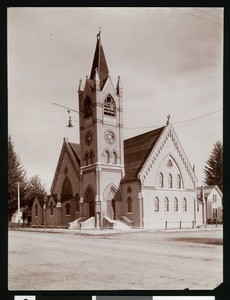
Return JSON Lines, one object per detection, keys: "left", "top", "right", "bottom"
{"left": 78, "top": 79, "right": 83, "bottom": 92}
{"left": 166, "top": 114, "right": 170, "bottom": 125}
{"left": 97, "top": 27, "right": 101, "bottom": 40}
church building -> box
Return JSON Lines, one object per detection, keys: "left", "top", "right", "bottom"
{"left": 32, "top": 32, "right": 204, "bottom": 230}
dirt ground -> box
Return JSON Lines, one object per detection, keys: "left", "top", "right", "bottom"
{"left": 8, "top": 228, "right": 223, "bottom": 290}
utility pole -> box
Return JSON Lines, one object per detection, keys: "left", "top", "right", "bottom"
{"left": 17, "top": 182, "right": 20, "bottom": 229}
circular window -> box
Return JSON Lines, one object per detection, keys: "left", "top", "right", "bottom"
{"left": 104, "top": 130, "right": 116, "bottom": 144}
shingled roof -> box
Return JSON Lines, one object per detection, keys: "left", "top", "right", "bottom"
{"left": 68, "top": 142, "right": 80, "bottom": 166}
{"left": 196, "top": 185, "right": 223, "bottom": 200}
{"left": 89, "top": 32, "right": 109, "bottom": 90}
{"left": 122, "top": 126, "right": 165, "bottom": 182}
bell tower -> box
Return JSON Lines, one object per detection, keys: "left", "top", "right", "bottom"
{"left": 78, "top": 31, "right": 124, "bottom": 227}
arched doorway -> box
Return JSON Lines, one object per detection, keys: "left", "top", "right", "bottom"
{"left": 85, "top": 187, "right": 95, "bottom": 218}
{"left": 107, "top": 197, "right": 116, "bottom": 219}
{"left": 103, "top": 185, "right": 119, "bottom": 220}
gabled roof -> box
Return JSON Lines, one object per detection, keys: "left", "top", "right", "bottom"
{"left": 196, "top": 185, "right": 223, "bottom": 200}
{"left": 68, "top": 142, "right": 81, "bottom": 166}
{"left": 34, "top": 195, "right": 45, "bottom": 207}
{"left": 89, "top": 32, "right": 109, "bottom": 90}
{"left": 50, "top": 139, "right": 80, "bottom": 193}
{"left": 47, "top": 194, "right": 75, "bottom": 205}
{"left": 122, "top": 126, "right": 165, "bottom": 182}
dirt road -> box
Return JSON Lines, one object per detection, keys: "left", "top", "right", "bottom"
{"left": 8, "top": 229, "right": 222, "bottom": 290}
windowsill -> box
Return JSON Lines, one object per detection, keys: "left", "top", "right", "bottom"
{"left": 127, "top": 212, "right": 132, "bottom": 215}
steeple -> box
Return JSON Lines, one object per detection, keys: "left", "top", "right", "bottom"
{"left": 116, "top": 75, "right": 123, "bottom": 96}
{"left": 90, "top": 30, "right": 109, "bottom": 90}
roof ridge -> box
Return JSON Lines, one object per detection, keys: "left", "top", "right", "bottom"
{"left": 124, "top": 125, "right": 165, "bottom": 143}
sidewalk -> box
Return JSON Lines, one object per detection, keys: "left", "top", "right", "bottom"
{"left": 9, "top": 225, "right": 223, "bottom": 236}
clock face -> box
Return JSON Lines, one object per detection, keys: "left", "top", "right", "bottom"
{"left": 85, "top": 130, "right": 93, "bottom": 145}
{"left": 105, "top": 130, "right": 116, "bottom": 144}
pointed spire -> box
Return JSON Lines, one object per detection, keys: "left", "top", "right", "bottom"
{"left": 116, "top": 75, "right": 123, "bottom": 96}
{"left": 78, "top": 79, "right": 83, "bottom": 93}
{"left": 90, "top": 31, "right": 109, "bottom": 90}
{"left": 94, "top": 67, "right": 100, "bottom": 90}
{"left": 166, "top": 114, "right": 170, "bottom": 125}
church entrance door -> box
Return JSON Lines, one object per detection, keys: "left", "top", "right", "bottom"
{"left": 89, "top": 200, "right": 95, "bottom": 218}
{"left": 85, "top": 187, "right": 95, "bottom": 218}
{"left": 107, "top": 198, "right": 115, "bottom": 220}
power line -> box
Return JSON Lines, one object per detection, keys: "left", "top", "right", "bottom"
{"left": 173, "top": 108, "right": 222, "bottom": 125}
{"left": 124, "top": 76, "right": 221, "bottom": 102}
{"left": 124, "top": 108, "right": 222, "bottom": 130}
{"left": 193, "top": 8, "right": 223, "bottom": 19}
{"left": 175, "top": 8, "right": 223, "bottom": 26}
{"left": 125, "top": 88, "right": 221, "bottom": 130}
{"left": 171, "top": 89, "right": 222, "bottom": 119}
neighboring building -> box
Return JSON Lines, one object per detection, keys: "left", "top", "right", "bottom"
{"left": 11, "top": 209, "right": 23, "bottom": 224}
{"left": 32, "top": 32, "right": 209, "bottom": 229}
{"left": 196, "top": 185, "right": 223, "bottom": 223}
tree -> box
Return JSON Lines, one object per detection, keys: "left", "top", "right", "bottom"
{"left": 203, "top": 141, "right": 223, "bottom": 192}
{"left": 8, "top": 136, "right": 27, "bottom": 219}
{"left": 21, "top": 175, "right": 46, "bottom": 222}
{"left": 8, "top": 136, "right": 47, "bottom": 222}
{"left": 25, "top": 175, "right": 46, "bottom": 207}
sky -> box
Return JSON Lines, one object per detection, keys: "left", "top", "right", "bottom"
{"left": 8, "top": 7, "right": 223, "bottom": 193}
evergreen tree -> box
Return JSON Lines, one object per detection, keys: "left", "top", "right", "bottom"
{"left": 24, "top": 175, "right": 46, "bottom": 213}
{"left": 203, "top": 141, "right": 223, "bottom": 192}
{"left": 8, "top": 136, "right": 27, "bottom": 219}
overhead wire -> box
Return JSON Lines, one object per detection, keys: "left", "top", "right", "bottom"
{"left": 124, "top": 76, "right": 221, "bottom": 102}
{"left": 124, "top": 89, "right": 222, "bottom": 130}
{"left": 124, "top": 108, "right": 222, "bottom": 131}
{"left": 171, "top": 89, "right": 222, "bottom": 119}
{"left": 175, "top": 8, "right": 223, "bottom": 26}
{"left": 193, "top": 8, "right": 223, "bottom": 19}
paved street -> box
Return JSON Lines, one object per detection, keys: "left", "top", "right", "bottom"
{"left": 8, "top": 229, "right": 222, "bottom": 290}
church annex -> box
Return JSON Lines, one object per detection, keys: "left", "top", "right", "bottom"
{"left": 32, "top": 32, "right": 206, "bottom": 229}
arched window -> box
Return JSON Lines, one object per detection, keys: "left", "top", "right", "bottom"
{"left": 177, "top": 174, "right": 181, "bottom": 189}
{"left": 127, "top": 186, "right": 132, "bottom": 193}
{"left": 104, "top": 95, "right": 116, "bottom": 116}
{"left": 154, "top": 197, "right": 159, "bottom": 212}
{"left": 35, "top": 204, "right": 38, "bottom": 217}
{"left": 111, "top": 151, "right": 117, "bottom": 164}
{"left": 159, "top": 173, "right": 164, "bottom": 188}
{"left": 105, "top": 150, "right": 110, "bottom": 163}
{"left": 89, "top": 150, "right": 94, "bottom": 164}
{"left": 75, "top": 194, "right": 80, "bottom": 213}
{"left": 85, "top": 152, "right": 89, "bottom": 166}
{"left": 168, "top": 173, "right": 172, "bottom": 188}
{"left": 65, "top": 203, "right": 71, "bottom": 216}
{"left": 183, "top": 198, "right": 187, "bottom": 212}
{"left": 174, "top": 198, "right": 178, "bottom": 212}
{"left": 61, "top": 177, "right": 73, "bottom": 197}
{"left": 164, "top": 197, "right": 169, "bottom": 212}
{"left": 127, "top": 197, "right": 132, "bottom": 213}
{"left": 50, "top": 202, "right": 53, "bottom": 216}
{"left": 83, "top": 96, "right": 92, "bottom": 119}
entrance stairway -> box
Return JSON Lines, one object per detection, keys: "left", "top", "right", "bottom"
{"left": 103, "top": 216, "right": 132, "bottom": 230}
{"left": 80, "top": 217, "right": 95, "bottom": 229}
{"left": 68, "top": 217, "right": 86, "bottom": 230}
{"left": 69, "top": 216, "right": 132, "bottom": 230}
